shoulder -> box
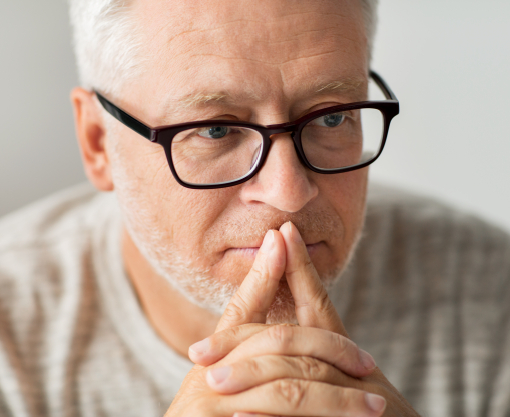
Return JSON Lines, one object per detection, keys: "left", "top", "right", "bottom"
{"left": 352, "top": 187, "right": 510, "bottom": 415}
{"left": 365, "top": 182, "right": 510, "bottom": 259}
{"left": 0, "top": 182, "right": 102, "bottom": 249}
{"left": 356, "top": 182, "right": 510, "bottom": 305}
{"left": 336, "top": 188, "right": 510, "bottom": 417}
{"left": 0, "top": 183, "right": 117, "bottom": 331}
{"left": 0, "top": 184, "right": 122, "bottom": 411}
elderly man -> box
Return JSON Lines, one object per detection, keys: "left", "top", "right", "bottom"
{"left": 1, "top": 0, "right": 509, "bottom": 416}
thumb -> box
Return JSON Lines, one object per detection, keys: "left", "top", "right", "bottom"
{"left": 215, "top": 230, "right": 286, "bottom": 333}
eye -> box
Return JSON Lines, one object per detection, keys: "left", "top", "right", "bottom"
{"left": 197, "top": 126, "right": 230, "bottom": 139}
{"left": 314, "top": 113, "right": 346, "bottom": 128}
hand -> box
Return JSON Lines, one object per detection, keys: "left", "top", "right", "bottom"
{"left": 167, "top": 226, "right": 377, "bottom": 417}
{"left": 165, "top": 228, "right": 288, "bottom": 417}
{"left": 194, "top": 222, "right": 418, "bottom": 416}
{"left": 166, "top": 223, "right": 420, "bottom": 416}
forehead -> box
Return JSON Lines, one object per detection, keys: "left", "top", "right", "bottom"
{"left": 130, "top": 0, "right": 368, "bottom": 119}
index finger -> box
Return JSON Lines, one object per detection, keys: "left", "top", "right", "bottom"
{"left": 280, "top": 221, "right": 348, "bottom": 336}
{"left": 215, "top": 230, "right": 286, "bottom": 333}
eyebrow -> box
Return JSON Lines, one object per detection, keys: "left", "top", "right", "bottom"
{"left": 179, "top": 92, "right": 244, "bottom": 109}
{"left": 177, "top": 87, "right": 265, "bottom": 109}
{"left": 168, "top": 76, "right": 366, "bottom": 117}
{"left": 313, "top": 78, "right": 364, "bottom": 94}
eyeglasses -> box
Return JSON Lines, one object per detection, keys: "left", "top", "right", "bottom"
{"left": 95, "top": 71, "right": 399, "bottom": 189}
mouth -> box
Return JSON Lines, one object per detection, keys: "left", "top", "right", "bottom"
{"left": 225, "top": 242, "right": 323, "bottom": 258}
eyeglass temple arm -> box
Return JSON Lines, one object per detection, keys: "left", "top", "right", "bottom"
{"left": 94, "top": 91, "right": 156, "bottom": 142}
{"left": 369, "top": 70, "right": 398, "bottom": 102}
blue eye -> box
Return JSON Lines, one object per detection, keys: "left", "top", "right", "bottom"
{"left": 320, "top": 113, "right": 345, "bottom": 127}
{"left": 198, "top": 126, "right": 230, "bottom": 139}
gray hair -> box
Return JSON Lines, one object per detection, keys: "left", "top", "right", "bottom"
{"left": 69, "top": 0, "right": 378, "bottom": 96}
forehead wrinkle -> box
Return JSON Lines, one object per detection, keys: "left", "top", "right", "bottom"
{"left": 185, "top": 49, "right": 342, "bottom": 68}
{"left": 149, "top": 5, "right": 359, "bottom": 56}
{"left": 178, "top": 30, "right": 347, "bottom": 55}
{"left": 162, "top": 10, "right": 350, "bottom": 39}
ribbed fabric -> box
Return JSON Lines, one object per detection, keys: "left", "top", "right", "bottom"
{"left": 0, "top": 183, "right": 508, "bottom": 417}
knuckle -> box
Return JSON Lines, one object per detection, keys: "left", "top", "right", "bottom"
{"left": 303, "top": 257, "right": 315, "bottom": 272}
{"left": 226, "top": 325, "right": 244, "bottom": 339}
{"left": 287, "top": 256, "right": 315, "bottom": 278}
{"left": 266, "top": 325, "right": 294, "bottom": 351}
{"left": 245, "top": 357, "right": 263, "bottom": 376}
{"left": 285, "top": 263, "right": 299, "bottom": 277}
{"left": 310, "top": 287, "right": 335, "bottom": 316}
{"left": 250, "top": 262, "right": 267, "bottom": 280}
{"left": 330, "top": 334, "right": 356, "bottom": 367}
{"left": 223, "top": 300, "right": 249, "bottom": 324}
{"left": 234, "top": 292, "right": 253, "bottom": 313}
{"left": 331, "top": 332, "right": 349, "bottom": 353}
{"left": 214, "top": 323, "right": 268, "bottom": 351}
{"left": 273, "top": 379, "right": 308, "bottom": 410}
{"left": 216, "top": 325, "right": 243, "bottom": 348}
{"left": 297, "top": 356, "right": 326, "bottom": 380}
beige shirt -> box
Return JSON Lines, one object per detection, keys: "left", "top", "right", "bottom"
{"left": 0, "top": 183, "right": 509, "bottom": 417}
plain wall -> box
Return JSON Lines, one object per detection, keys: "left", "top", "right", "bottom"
{"left": 1, "top": 1, "right": 509, "bottom": 231}
{"left": 370, "top": 1, "right": 510, "bottom": 232}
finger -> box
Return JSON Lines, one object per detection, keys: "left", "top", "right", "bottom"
{"left": 233, "top": 414, "right": 283, "bottom": 417}
{"left": 222, "top": 325, "right": 377, "bottom": 378}
{"left": 189, "top": 323, "right": 272, "bottom": 365}
{"left": 206, "top": 355, "right": 355, "bottom": 394}
{"left": 233, "top": 414, "right": 274, "bottom": 417}
{"left": 215, "top": 229, "right": 286, "bottom": 333}
{"left": 224, "top": 379, "right": 387, "bottom": 417}
{"left": 280, "top": 221, "right": 347, "bottom": 335}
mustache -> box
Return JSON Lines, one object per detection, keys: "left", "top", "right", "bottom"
{"left": 204, "top": 206, "right": 343, "bottom": 248}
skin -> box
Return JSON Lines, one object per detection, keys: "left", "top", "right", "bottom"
{"left": 71, "top": 0, "right": 420, "bottom": 415}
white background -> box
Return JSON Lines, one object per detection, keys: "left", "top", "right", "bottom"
{"left": 1, "top": 1, "right": 509, "bottom": 231}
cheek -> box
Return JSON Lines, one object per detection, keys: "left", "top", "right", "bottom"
{"left": 108, "top": 129, "right": 170, "bottom": 189}
{"left": 323, "top": 167, "right": 367, "bottom": 208}
{"left": 110, "top": 132, "right": 237, "bottom": 262}
{"left": 317, "top": 167, "right": 368, "bottom": 241}
{"left": 164, "top": 188, "right": 235, "bottom": 257}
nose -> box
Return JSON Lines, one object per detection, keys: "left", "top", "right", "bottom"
{"left": 240, "top": 133, "right": 318, "bottom": 213}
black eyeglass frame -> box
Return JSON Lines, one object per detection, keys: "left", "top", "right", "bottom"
{"left": 95, "top": 70, "right": 399, "bottom": 190}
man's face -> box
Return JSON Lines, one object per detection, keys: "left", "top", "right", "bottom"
{"left": 108, "top": 0, "right": 369, "bottom": 320}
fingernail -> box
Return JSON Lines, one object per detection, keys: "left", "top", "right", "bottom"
{"left": 359, "top": 348, "right": 376, "bottom": 370}
{"left": 189, "top": 338, "right": 210, "bottom": 355}
{"left": 208, "top": 366, "right": 231, "bottom": 385}
{"left": 260, "top": 230, "right": 275, "bottom": 254}
{"left": 365, "top": 393, "right": 386, "bottom": 414}
{"left": 289, "top": 222, "right": 302, "bottom": 243}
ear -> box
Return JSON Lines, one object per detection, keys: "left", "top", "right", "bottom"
{"left": 71, "top": 87, "right": 114, "bottom": 192}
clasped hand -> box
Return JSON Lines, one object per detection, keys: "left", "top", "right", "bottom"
{"left": 166, "top": 222, "right": 419, "bottom": 417}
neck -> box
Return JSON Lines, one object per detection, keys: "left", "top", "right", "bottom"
{"left": 121, "top": 228, "right": 219, "bottom": 358}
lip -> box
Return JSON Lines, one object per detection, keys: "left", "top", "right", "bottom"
{"left": 225, "top": 242, "right": 323, "bottom": 258}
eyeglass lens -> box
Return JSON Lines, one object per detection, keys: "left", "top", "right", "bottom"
{"left": 170, "top": 107, "right": 385, "bottom": 186}
{"left": 302, "top": 108, "right": 384, "bottom": 170}
{"left": 171, "top": 126, "right": 264, "bottom": 186}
